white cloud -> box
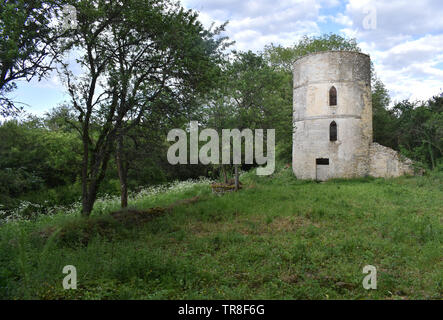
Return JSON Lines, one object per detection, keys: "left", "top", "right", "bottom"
{"left": 340, "top": 0, "right": 443, "bottom": 102}
{"left": 183, "top": 0, "right": 323, "bottom": 51}
{"left": 185, "top": 0, "right": 443, "bottom": 102}
{"left": 330, "top": 13, "right": 353, "bottom": 26}
{"left": 13, "top": 0, "right": 443, "bottom": 114}
{"left": 345, "top": 0, "right": 443, "bottom": 38}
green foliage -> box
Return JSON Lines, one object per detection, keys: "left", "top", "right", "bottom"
{"left": 0, "top": 168, "right": 44, "bottom": 198}
{"left": 56, "top": 0, "right": 229, "bottom": 215}
{"left": 0, "top": 0, "right": 62, "bottom": 115}
{"left": 0, "top": 119, "right": 82, "bottom": 210}
{"left": 0, "top": 119, "right": 81, "bottom": 187}
{"left": 390, "top": 94, "right": 443, "bottom": 169}
{"left": 264, "top": 33, "right": 361, "bottom": 72}
{"left": 372, "top": 79, "right": 397, "bottom": 149}
{"left": 204, "top": 50, "right": 291, "bottom": 165}
{"left": 369, "top": 74, "right": 443, "bottom": 171}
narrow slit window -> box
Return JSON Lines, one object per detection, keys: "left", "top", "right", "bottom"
{"left": 329, "top": 86, "right": 337, "bottom": 106}
{"left": 330, "top": 121, "right": 337, "bottom": 141}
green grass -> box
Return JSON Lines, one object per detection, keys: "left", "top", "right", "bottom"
{"left": 0, "top": 170, "right": 442, "bottom": 300}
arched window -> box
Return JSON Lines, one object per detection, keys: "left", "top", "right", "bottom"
{"left": 330, "top": 121, "right": 337, "bottom": 141}
{"left": 329, "top": 86, "right": 337, "bottom": 106}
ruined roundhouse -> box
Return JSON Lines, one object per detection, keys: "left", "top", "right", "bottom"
{"left": 292, "top": 51, "right": 413, "bottom": 181}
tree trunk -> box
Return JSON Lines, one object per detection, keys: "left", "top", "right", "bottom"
{"left": 82, "top": 185, "right": 98, "bottom": 216}
{"left": 221, "top": 165, "right": 228, "bottom": 184}
{"left": 80, "top": 126, "right": 115, "bottom": 216}
{"left": 81, "top": 125, "right": 91, "bottom": 216}
{"left": 234, "top": 164, "right": 239, "bottom": 191}
{"left": 82, "top": 196, "right": 94, "bottom": 217}
{"left": 116, "top": 134, "right": 128, "bottom": 208}
{"left": 428, "top": 141, "right": 435, "bottom": 170}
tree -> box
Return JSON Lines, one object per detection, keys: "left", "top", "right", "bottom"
{"left": 110, "top": 4, "right": 228, "bottom": 208}
{"left": 372, "top": 78, "right": 397, "bottom": 148}
{"left": 0, "top": 118, "right": 81, "bottom": 200}
{"left": 0, "top": 0, "right": 63, "bottom": 116}
{"left": 264, "top": 33, "right": 361, "bottom": 73}
{"left": 202, "top": 51, "right": 287, "bottom": 185}
{"left": 392, "top": 95, "right": 443, "bottom": 170}
{"left": 262, "top": 33, "right": 363, "bottom": 162}
{"left": 115, "top": 105, "right": 179, "bottom": 208}
{"left": 227, "top": 51, "right": 288, "bottom": 185}
{"left": 61, "top": 0, "right": 228, "bottom": 215}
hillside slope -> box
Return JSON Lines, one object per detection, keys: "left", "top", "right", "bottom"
{"left": 0, "top": 170, "right": 442, "bottom": 299}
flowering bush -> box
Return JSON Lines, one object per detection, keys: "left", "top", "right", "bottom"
{"left": 0, "top": 177, "right": 214, "bottom": 224}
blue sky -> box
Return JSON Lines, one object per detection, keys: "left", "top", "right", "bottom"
{"left": 11, "top": 0, "right": 443, "bottom": 116}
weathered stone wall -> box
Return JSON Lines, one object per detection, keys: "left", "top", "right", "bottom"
{"left": 369, "top": 143, "right": 414, "bottom": 178}
{"left": 292, "top": 51, "right": 373, "bottom": 180}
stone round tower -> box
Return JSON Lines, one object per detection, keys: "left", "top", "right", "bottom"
{"left": 292, "top": 51, "right": 373, "bottom": 180}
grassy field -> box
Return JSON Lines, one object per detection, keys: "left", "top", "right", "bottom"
{"left": 0, "top": 168, "right": 442, "bottom": 300}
